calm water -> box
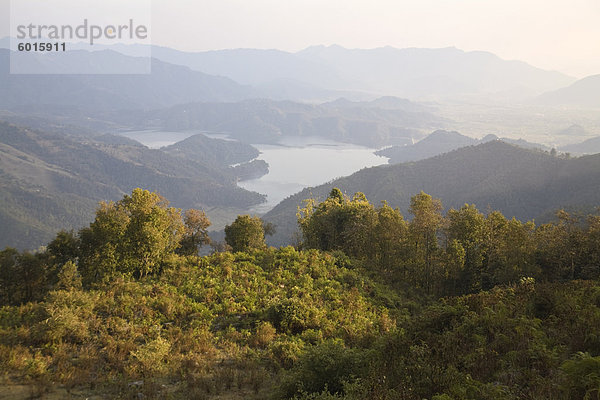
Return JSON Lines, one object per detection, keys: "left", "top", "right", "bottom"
{"left": 238, "top": 136, "right": 388, "bottom": 213}
{"left": 115, "top": 131, "right": 388, "bottom": 213}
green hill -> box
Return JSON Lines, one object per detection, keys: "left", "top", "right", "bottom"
{"left": 264, "top": 141, "right": 600, "bottom": 246}
{"left": 376, "top": 130, "right": 477, "bottom": 163}
{"left": 1, "top": 186, "right": 600, "bottom": 399}
{"left": 0, "top": 122, "right": 265, "bottom": 249}
{"left": 162, "top": 133, "right": 259, "bottom": 168}
{"left": 377, "top": 130, "right": 549, "bottom": 164}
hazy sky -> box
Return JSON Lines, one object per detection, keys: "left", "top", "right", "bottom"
{"left": 2, "top": 0, "right": 599, "bottom": 77}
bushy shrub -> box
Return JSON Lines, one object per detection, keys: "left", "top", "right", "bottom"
{"left": 280, "top": 339, "right": 368, "bottom": 398}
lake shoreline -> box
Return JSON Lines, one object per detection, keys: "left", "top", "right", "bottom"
{"left": 115, "top": 130, "right": 389, "bottom": 214}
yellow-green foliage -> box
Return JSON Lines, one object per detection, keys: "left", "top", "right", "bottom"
{"left": 78, "top": 188, "right": 185, "bottom": 282}
{"left": 0, "top": 246, "right": 399, "bottom": 398}
{"left": 2, "top": 188, "right": 600, "bottom": 399}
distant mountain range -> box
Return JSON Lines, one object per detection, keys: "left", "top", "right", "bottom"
{"left": 0, "top": 49, "right": 256, "bottom": 111}
{"left": 1, "top": 39, "right": 575, "bottom": 101}
{"left": 0, "top": 122, "right": 266, "bottom": 249}
{"left": 264, "top": 141, "right": 600, "bottom": 246}
{"left": 294, "top": 45, "right": 574, "bottom": 99}
{"left": 1, "top": 38, "right": 598, "bottom": 251}
{"left": 537, "top": 74, "right": 600, "bottom": 108}
{"left": 114, "top": 43, "right": 574, "bottom": 99}
{"left": 376, "top": 130, "right": 549, "bottom": 164}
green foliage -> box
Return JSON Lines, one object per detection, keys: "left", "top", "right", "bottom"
{"left": 178, "top": 209, "right": 212, "bottom": 256}
{"left": 371, "top": 201, "right": 409, "bottom": 273}
{"left": 364, "top": 281, "right": 600, "bottom": 399}
{"left": 281, "top": 339, "right": 368, "bottom": 398}
{"left": 46, "top": 230, "right": 80, "bottom": 266}
{"left": 0, "top": 244, "right": 397, "bottom": 398}
{"left": 0, "top": 121, "right": 265, "bottom": 251}
{"left": 298, "top": 189, "right": 402, "bottom": 261}
{"left": 0, "top": 248, "right": 50, "bottom": 305}
{"left": 224, "top": 215, "right": 267, "bottom": 252}
{"left": 298, "top": 191, "right": 600, "bottom": 298}
{"left": 56, "top": 261, "right": 82, "bottom": 291}
{"left": 3, "top": 188, "right": 600, "bottom": 399}
{"left": 79, "top": 188, "right": 185, "bottom": 282}
{"left": 447, "top": 204, "right": 485, "bottom": 294}
{"left": 407, "top": 191, "right": 445, "bottom": 294}
{"left": 561, "top": 353, "right": 600, "bottom": 399}
{"left": 130, "top": 336, "right": 172, "bottom": 377}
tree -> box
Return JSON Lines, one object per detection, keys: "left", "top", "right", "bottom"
{"left": 56, "top": 261, "right": 82, "bottom": 291}
{"left": 481, "top": 211, "right": 509, "bottom": 289}
{"left": 178, "top": 209, "right": 211, "bottom": 256}
{"left": 444, "top": 239, "right": 466, "bottom": 296}
{"left": 224, "top": 215, "right": 267, "bottom": 252}
{"left": 535, "top": 210, "right": 582, "bottom": 282}
{"left": 500, "top": 217, "right": 537, "bottom": 283}
{"left": 0, "top": 248, "right": 19, "bottom": 305}
{"left": 446, "top": 204, "right": 485, "bottom": 294}
{"left": 408, "top": 192, "right": 444, "bottom": 294}
{"left": 0, "top": 249, "right": 47, "bottom": 305}
{"left": 372, "top": 201, "right": 409, "bottom": 275}
{"left": 297, "top": 188, "right": 348, "bottom": 252}
{"left": 297, "top": 189, "right": 377, "bottom": 258}
{"left": 79, "top": 188, "right": 185, "bottom": 283}
{"left": 47, "top": 230, "right": 80, "bottom": 266}
{"left": 582, "top": 214, "right": 600, "bottom": 279}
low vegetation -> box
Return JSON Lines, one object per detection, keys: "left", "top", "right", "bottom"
{"left": 1, "top": 188, "right": 600, "bottom": 399}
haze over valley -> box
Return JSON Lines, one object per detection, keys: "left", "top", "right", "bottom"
{"left": 2, "top": 39, "right": 600, "bottom": 249}
{"left": 2, "top": 1, "right": 600, "bottom": 397}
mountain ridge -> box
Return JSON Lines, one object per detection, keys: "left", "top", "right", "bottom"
{"left": 0, "top": 48, "right": 257, "bottom": 111}
{"left": 0, "top": 121, "right": 266, "bottom": 249}
{"left": 537, "top": 74, "right": 600, "bottom": 108}
{"left": 1, "top": 40, "right": 573, "bottom": 101}
{"left": 376, "top": 130, "right": 549, "bottom": 164}
{"left": 263, "top": 141, "right": 600, "bottom": 246}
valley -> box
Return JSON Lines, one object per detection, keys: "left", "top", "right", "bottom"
{"left": 2, "top": 1, "right": 600, "bottom": 398}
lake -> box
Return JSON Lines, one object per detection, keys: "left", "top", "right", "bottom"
{"left": 238, "top": 137, "right": 389, "bottom": 213}
{"left": 115, "top": 130, "right": 389, "bottom": 213}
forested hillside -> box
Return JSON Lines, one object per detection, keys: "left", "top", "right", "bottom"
{"left": 1, "top": 2, "right": 598, "bottom": 398}
{"left": 1, "top": 188, "right": 600, "bottom": 399}
{"left": 376, "top": 130, "right": 477, "bottom": 163}
{"left": 264, "top": 141, "right": 600, "bottom": 246}
{"left": 376, "top": 130, "right": 549, "bottom": 164}
{"left": 0, "top": 122, "right": 265, "bottom": 249}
